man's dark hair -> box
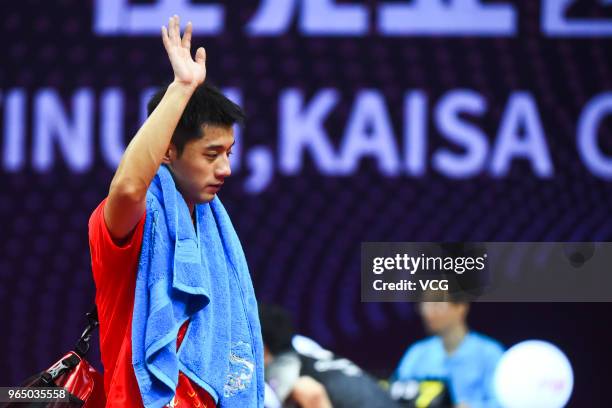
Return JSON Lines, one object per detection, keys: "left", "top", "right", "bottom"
{"left": 419, "top": 289, "right": 472, "bottom": 305}
{"left": 258, "top": 304, "right": 296, "bottom": 355}
{"left": 147, "top": 82, "right": 245, "bottom": 156}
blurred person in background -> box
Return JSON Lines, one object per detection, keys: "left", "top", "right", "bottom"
{"left": 260, "top": 304, "right": 403, "bottom": 408}
{"left": 392, "top": 294, "right": 504, "bottom": 408}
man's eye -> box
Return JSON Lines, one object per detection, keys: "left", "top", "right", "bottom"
{"left": 206, "top": 153, "right": 218, "bottom": 159}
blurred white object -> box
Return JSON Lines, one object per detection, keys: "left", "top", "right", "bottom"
{"left": 264, "top": 382, "right": 282, "bottom": 408}
{"left": 292, "top": 335, "right": 334, "bottom": 360}
{"left": 494, "top": 340, "right": 573, "bottom": 408}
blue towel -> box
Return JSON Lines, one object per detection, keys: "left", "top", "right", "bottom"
{"left": 131, "top": 165, "right": 264, "bottom": 408}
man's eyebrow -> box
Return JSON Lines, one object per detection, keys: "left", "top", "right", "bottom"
{"left": 204, "top": 141, "right": 236, "bottom": 150}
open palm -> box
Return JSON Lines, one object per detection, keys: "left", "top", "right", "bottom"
{"left": 162, "top": 15, "right": 206, "bottom": 88}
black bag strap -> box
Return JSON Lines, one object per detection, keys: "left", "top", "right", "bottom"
{"left": 39, "top": 353, "right": 82, "bottom": 385}
{"left": 16, "top": 307, "right": 100, "bottom": 389}
{"left": 75, "top": 306, "right": 98, "bottom": 358}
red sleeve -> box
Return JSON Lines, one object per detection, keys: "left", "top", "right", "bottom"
{"left": 88, "top": 198, "right": 146, "bottom": 331}
{"left": 88, "top": 198, "right": 146, "bottom": 285}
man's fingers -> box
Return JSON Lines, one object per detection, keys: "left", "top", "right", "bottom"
{"left": 161, "top": 25, "right": 170, "bottom": 51}
{"left": 195, "top": 47, "right": 206, "bottom": 66}
{"left": 168, "top": 16, "right": 175, "bottom": 43}
{"left": 182, "top": 21, "right": 193, "bottom": 50}
{"left": 169, "top": 15, "right": 179, "bottom": 44}
{"left": 174, "top": 15, "right": 180, "bottom": 43}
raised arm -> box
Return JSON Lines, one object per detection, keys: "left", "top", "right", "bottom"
{"left": 104, "top": 15, "right": 206, "bottom": 241}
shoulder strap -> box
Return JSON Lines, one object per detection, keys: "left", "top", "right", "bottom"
{"left": 75, "top": 306, "right": 98, "bottom": 357}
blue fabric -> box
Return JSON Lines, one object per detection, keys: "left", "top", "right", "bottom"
{"left": 132, "top": 165, "right": 264, "bottom": 408}
{"left": 394, "top": 332, "right": 504, "bottom": 408}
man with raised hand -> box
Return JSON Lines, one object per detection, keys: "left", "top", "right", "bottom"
{"left": 88, "top": 15, "right": 264, "bottom": 407}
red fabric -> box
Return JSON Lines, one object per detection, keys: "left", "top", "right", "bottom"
{"left": 88, "top": 199, "right": 216, "bottom": 407}
{"left": 37, "top": 352, "right": 106, "bottom": 408}
{"left": 174, "top": 322, "right": 216, "bottom": 408}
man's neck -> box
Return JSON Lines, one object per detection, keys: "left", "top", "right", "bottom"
{"left": 441, "top": 323, "right": 468, "bottom": 355}
{"left": 189, "top": 203, "right": 196, "bottom": 228}
{"left": 165, "top": 165, "right": 196, "bottom": 218}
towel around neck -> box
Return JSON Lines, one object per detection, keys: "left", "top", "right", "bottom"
{"left": 131, "top": 165, "right": 264, "bottom": 408}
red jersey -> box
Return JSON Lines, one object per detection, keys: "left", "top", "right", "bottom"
{"left": 88, "top": 199, "right": 216, "bottom": 407}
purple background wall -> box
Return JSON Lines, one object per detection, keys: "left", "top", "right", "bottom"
{"left": 1, "top": 1, "right": 612, "bottom": 406}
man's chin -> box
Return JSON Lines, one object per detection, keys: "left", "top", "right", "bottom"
{"left": 197, "top": 192, "right": 216, "bottom": 204}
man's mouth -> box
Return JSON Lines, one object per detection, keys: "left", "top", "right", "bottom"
{"left": 205, "top": 183, "right": 223, "bottom": 192}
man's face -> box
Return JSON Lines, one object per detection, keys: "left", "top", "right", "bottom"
{"left": 418, "top": 302, "right": 467, "bottom": 335}
{"left": 166, "top": 124, "right": 234, "bottom": 206}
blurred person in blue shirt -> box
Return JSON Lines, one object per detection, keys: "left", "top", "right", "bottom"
{"left": 392, "top": 298, "right": 504, "bottom": 408}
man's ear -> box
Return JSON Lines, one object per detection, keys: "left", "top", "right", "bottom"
{"left": 162, "top": 145, "right": 175, "bottom": 164}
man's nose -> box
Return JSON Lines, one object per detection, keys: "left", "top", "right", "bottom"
{"left": 216, "top": 155, "right": 232, "bottom": 179}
